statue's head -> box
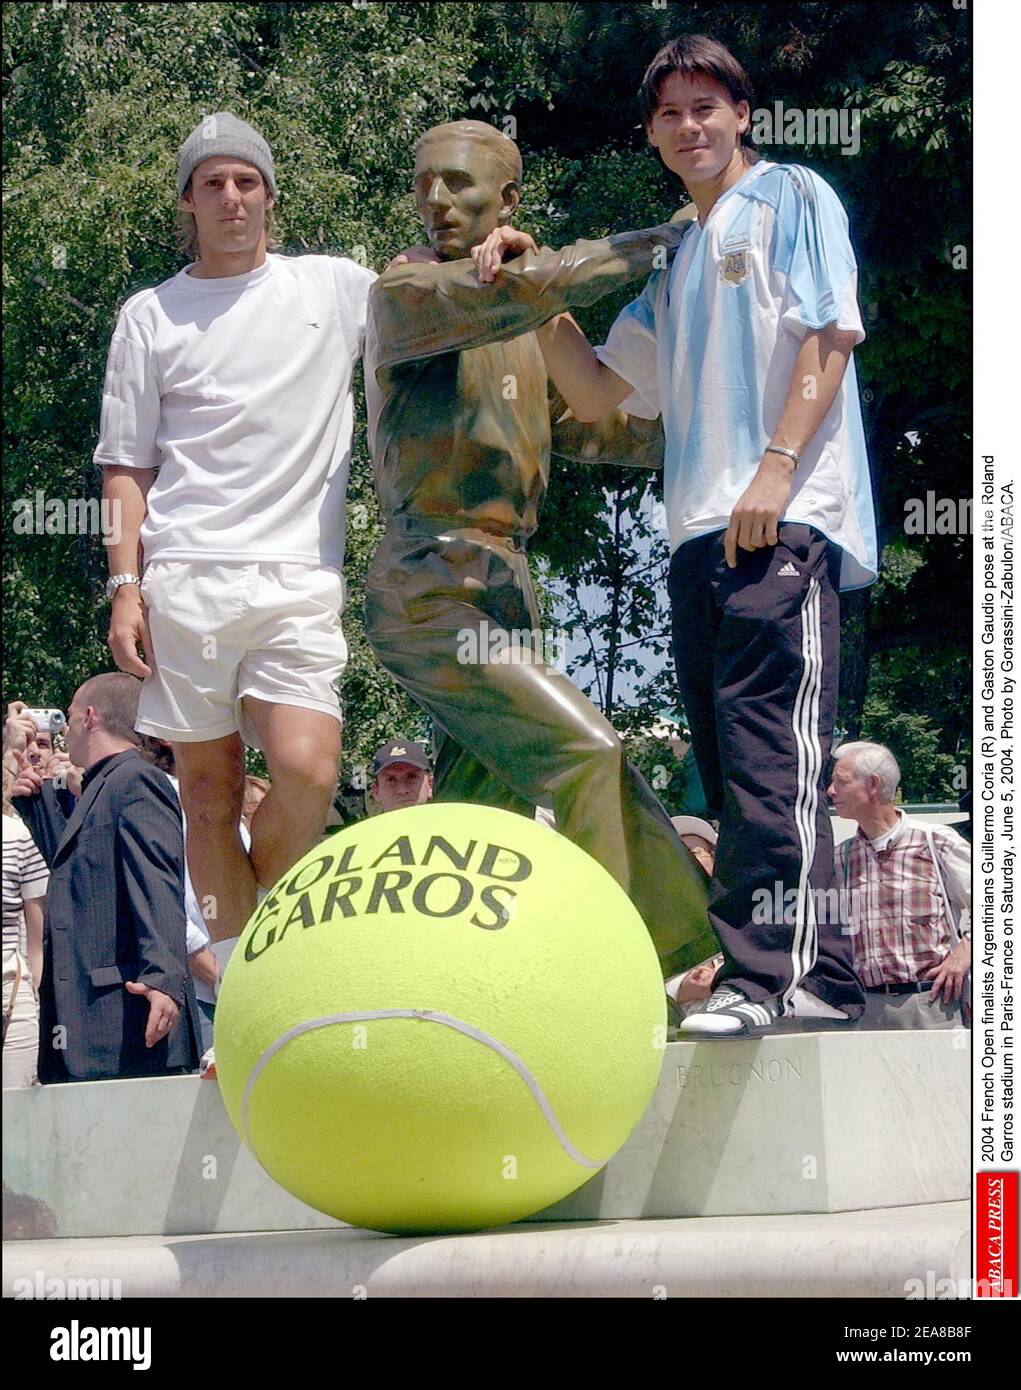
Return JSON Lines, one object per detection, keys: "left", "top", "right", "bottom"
{"left": 413, "top": 120, "right": 522, "bottom": 260}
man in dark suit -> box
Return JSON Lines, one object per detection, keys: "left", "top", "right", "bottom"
{"left": 11, "top": 673, "right": 198, "bottom": 1082}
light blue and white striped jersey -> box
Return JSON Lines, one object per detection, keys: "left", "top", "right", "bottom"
{"left": 595, "top": 160, "right": 877, "bottom": 590}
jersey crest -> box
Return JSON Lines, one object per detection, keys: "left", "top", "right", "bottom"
{"left": 719, "top": 245, "right": 750, "bottom": 286}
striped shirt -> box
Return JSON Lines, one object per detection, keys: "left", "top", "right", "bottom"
{"left": 841, "top": 813, "right": 970, "bottom": 986}
{"left": 3, "top": 814, "right": 49, "bottom": 957}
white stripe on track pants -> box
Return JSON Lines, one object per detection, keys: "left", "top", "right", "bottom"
{"left": 668, "top": 522, "right": 865, "bottom": 1018}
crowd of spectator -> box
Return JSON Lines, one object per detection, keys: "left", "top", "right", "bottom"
{"left": 2, "top": 689, "right": 972, "bottom": 1090}
{"left": 6, "top": 679, "right": 198, "bottom": 1085}
{"left": 666, "top": 747, "right": 972, "bottom": 1027}
{"left": 1, "top": 686, "right": 451, "bottom": 1088}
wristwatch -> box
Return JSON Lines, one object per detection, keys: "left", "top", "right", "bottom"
{"left": 105, "top": 573, "right": 142, "bottom": 601}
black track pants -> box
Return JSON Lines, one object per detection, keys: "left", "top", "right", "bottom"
{"left": 668, "top": 524, "right": 865, "bottom": 1018}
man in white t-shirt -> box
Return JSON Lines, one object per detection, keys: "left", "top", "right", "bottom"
{"left": 474, "top": 35, "right": 873, "bottom": 1034}
{"left": 99, "top": 112, "right": 376, "bottom": 966}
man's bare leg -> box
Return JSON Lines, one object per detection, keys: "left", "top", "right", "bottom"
{"left": 243, "top": 698, "right": 341, "bottom": 888}
{"left": 173, "top": 734, "right": 256, "bottom": 944}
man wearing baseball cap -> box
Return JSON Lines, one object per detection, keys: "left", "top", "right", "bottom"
{"left": 98, "top": 112, "right": 376, "bottom": 980}
{"left": 370, "top": 740, "right": 434, "bottom": 815}
{"left": 670, "top": 814, "right": 718, "bottom": 877}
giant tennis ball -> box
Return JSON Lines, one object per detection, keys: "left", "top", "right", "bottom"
{"left": 214, "top": 803, "right": 667, "bottom": 1234}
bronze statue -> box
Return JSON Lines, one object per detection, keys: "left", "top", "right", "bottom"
{"left": 364, "top": 121, "right": 716, "bottom": 974}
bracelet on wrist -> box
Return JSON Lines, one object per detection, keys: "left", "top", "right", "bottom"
{"left": 765, "top": 445, "right": 799, "bottom": 467}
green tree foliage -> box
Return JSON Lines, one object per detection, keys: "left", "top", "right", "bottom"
{"left": 469, "top": 1, "right": 972, "bottom": 799}
{"left": 3, "top": 0, "right": 479, "bottom": 783}
{"left": 3, "top": 2, "right": 971, "bottom": 804}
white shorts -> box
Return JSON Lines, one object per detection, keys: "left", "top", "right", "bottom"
{"left": 136, "top": 559, "right": 347, "bottom": 751}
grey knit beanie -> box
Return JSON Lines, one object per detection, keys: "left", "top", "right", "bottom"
{"left": 177, "top": 112, "right": 277, "bottom": 198}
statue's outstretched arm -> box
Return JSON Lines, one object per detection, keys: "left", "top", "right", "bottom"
{"left": 368, "top": 223, "right": 685, "bottom": 375}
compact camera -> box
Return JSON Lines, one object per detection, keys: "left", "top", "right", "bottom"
{"left": 24, "top": 708, "right": 67, "bottom": 733}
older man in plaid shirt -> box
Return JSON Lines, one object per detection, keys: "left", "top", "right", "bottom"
{"left": 829, "top": 741, "right": 971, "bottom": 1029}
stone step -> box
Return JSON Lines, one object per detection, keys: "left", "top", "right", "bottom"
{"left": 3, "top": 1204, "right": 970, "bottom": 1299}
{"left": 3, "top": 1031, "right": 967, "bottom": 1241}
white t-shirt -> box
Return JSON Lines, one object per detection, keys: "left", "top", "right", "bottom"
{"left": 595, "top": 161, "right": 877, "bottom": 591}
{"left": 866, "top": 811, "right": 906, "bottom": 854}
{"left": 94, "top": 253, "right": 377, "bottom": 569}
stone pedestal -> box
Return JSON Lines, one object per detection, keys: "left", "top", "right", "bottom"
{"left": 2, "top": 1031, "right": 967, "bottom": 1242}
{"left": 538, "top": 1028, "right": 968, "bottom": 1220}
